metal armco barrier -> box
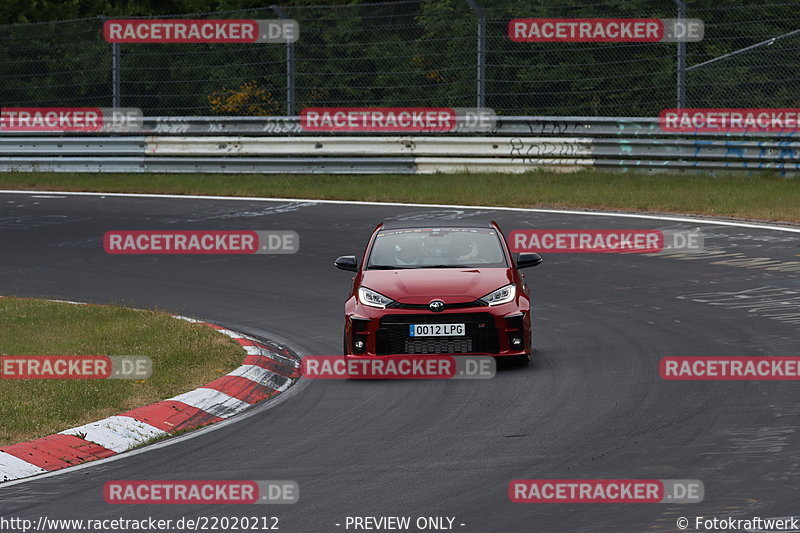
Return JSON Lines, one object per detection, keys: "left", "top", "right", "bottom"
{"left": 1, "top": 117, "right": 798, "bottom": 174}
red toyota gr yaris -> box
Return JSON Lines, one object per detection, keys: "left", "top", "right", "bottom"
{"left": 335, "top": 221, "right": 542, "bottom": 364}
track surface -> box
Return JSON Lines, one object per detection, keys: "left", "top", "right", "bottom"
{"left": 0, "top": 192, "right": 798, "bottom": 532}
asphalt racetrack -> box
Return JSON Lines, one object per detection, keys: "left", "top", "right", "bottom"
{"left": 0, "top": 191, "right": 799, "bottom": 532}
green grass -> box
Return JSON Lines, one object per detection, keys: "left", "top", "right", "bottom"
{"left": 0, "top": 298, "right": 245, "bottom": 446}
{"left": 0, "top": 170, "right": 798, "bottom": 223}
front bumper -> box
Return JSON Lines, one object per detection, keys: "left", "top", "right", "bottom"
{"left": 344, "top": 303, "right": 530, "bottom": 357}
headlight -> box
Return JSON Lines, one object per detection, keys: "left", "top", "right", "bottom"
{"left": 358, "top": 286, "right": 395, "bottom": 309}
{"left": 480, "top": 284, "right": 516, "bottom": 306}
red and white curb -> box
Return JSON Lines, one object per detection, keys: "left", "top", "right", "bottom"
{"left": 0, "top": 306, "right": 300, "bottom": 483}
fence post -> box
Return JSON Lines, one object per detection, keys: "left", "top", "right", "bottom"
{"left": 101, "top": 16, "right": 121, "bottom": 109}
{"left": 675, "top": 0, "right": 686, "bottom": 109}
{"left": 465, "top": 0, "right": 486, "bottom": 109}
{"left": 112, "top": 41, "right": 121, "bottom": 109}
{"left": 271, "top": 5, "right": 295, "bottom": 115}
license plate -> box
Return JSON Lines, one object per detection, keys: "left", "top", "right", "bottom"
{"left": 409, "top": 323, "right": 465, "bottom": 337}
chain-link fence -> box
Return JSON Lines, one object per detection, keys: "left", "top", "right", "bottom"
{"left": 1, "top": 0, "right": 798, "bottom": 116}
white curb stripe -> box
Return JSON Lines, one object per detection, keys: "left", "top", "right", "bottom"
{"left": 0, "top": 452, "right": 47, "bottom": 481}
{"left": 2, "top": 189, "right": 797, "bottom": 233}
{"left": 244, "top": 345, "right": 301, "bottom": 368}
{"left": 169, "top": 388, "right": 251, "bottom": 419}
{"left": 60, "top": 415, "right": 168, "bottom": 453}
{"left": 214, "top": 327, "right": 244, "bottom": 339}
{"left": 227, "top": 364, "right": 290, "bottom": 392}
{"left": 228, "top": 364, "right": 275, "bottom": 382}
{"left": 244, "top": 345, "right": 271, "bottom": 356}
{"left": 48, "top": 299, "right": 88, "bottom": 305}
{"left": 171, "top": 315, "right": 202, "bottom": 323}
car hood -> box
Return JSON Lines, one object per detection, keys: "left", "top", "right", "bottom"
{"left": 360, "top": 268, "right": 514, "bottom": 304}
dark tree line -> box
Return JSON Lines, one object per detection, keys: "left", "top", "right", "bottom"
{"left": 1, "top": 0, "right": 797, "bottom": 116}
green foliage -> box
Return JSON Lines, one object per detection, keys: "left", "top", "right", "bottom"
{"left": 0, "top": 298, "right": 245, "bottom": 445}
{"left": 0, "top": 0, "right": 798, "bottom": 115}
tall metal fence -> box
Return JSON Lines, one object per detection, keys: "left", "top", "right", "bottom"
{"left": 1, "top": 0, "right": 799, "bottom": 117}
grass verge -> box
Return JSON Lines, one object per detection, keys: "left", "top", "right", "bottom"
{"left": 0, "top": 170, "right": 798, "bottom": 223}
{"left": 0, "top": 298, "right": 245, "bottom": 446}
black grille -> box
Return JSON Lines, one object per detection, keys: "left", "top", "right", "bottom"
{"left": 377, "top": 313, "right": 499, "bottom": 355}
{"left": 389, "top": 300, "right": 487, "bottom": 310}
{"left": 404, "top": 337, "right": 473, "bottom": 354}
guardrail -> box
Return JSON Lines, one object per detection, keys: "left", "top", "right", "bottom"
{"left": 1, "top": 117, "right": 798, "bottom": 174}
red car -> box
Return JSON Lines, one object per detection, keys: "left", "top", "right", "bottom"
{"left": 334, "top": 220, "right": 542, "bottom": 364}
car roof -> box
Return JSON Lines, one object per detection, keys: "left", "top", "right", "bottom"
{"left": 379, "top": 220, "right": 495, "bottom": 230}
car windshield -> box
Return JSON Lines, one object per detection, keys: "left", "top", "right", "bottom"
{"left": 367, "top": 227, "right": 508, "bottom": 269}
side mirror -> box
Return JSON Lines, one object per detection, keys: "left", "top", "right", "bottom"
{"left": 334, "top": 255, "right": 358, "bottom": 272}
{"left": 516, "top": 252, "right": 542, "bottom": 269}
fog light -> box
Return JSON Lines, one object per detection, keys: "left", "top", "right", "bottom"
{"left": 511, "top": 337, "right": 522, "bottom": 348}
{"left": 354, "top": 339, "right": 365, "bottom": 352}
